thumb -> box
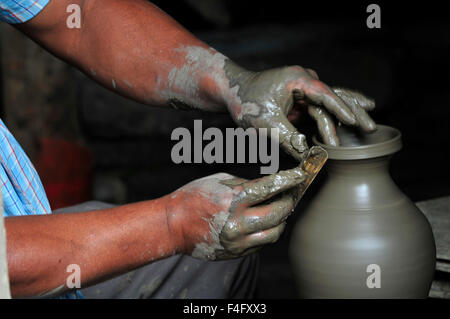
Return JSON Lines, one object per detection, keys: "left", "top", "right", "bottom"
{"left": 250, "top": 110, "right": 309, "bottom": 162}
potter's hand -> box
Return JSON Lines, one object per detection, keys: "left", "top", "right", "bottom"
{"left": 224, "top": 62, "right": 376, "bottom": 159}
{"left": 167, "top": 147, "right": 327, "bottom": 261}
{"left": 308, "top": 85, "right": 377, "bottom": 146}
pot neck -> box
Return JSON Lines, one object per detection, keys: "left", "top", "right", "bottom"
{"left": 326, "top": 155, "right": 392, "bottom": 177}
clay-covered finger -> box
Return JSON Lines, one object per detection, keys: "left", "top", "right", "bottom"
{"left": 239, "top": 164, "right": 306, "bottom": 205}
{"left": 332, "top": 87, "right": 376, "bottom": 132}
{"left": 243, "top": 146, "right": 327, "bottom": 206}
{"left": 221, "top": 148, "right": 326, "bottom": 245}
{"left": 240, "top": 223, "right": 286, "bottom": 251}
{"left": 298, "top": 80, "right": 357, "bottom": 125}
{"left": 308, "top": 105, "right": 339, "bottom": 146}
{"left": 220, "top": 223, "right": 286, "bottom": 257}
{"left": 347, "top": 103, "right": 376, "bottom": 132}
{"left": 332, "top": 87, "right": 376, "bottom": 111}
{"left": 249, "top": 111, "right": 309, "bottom": 162}
{"left": 237, "top": 188, "right": 298, "bottom": 234}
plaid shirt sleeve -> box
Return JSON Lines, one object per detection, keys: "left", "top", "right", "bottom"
{"left": 0, "top": 0, "right": 49, "bottom": 24}
{"left": 0, "top": 119, "right": 51, "bottom": 217}
{"left": 0, "top": 119, "right": 84, "bottom": 298}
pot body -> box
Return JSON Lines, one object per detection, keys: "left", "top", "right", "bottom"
{"left": 290, "top": 156, "right": 436, "bottom": 298}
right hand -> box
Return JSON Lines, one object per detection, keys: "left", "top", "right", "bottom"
{"left": 166, "top": 147, "right": 327, "bottom": 261}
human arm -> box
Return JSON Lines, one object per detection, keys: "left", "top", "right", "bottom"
{"left": 5, "top": 147, "right": 325, "bottom": 298}
{"left": 5, "top": 197, "right": 177, "bottom": 297}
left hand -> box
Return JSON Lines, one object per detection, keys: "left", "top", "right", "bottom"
{"left": 224, "top": 62, "right": 376, "bottom": 161}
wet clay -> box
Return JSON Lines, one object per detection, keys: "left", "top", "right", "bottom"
{"left": 308, "top": 105, "right": 338, "bottom": 146}
{"left": 176, "top": 146, "right": 327, "bottom": 261}
{"left": 289, "top": 125, "right": 436, "bottom": 298}
{"left": 222, "top": 59, "right": 378, "bottom": 159}
{"left": 308, "top": 87, "right": 377, "bottom": 147}
{"left": 223, "top": 60, "right": 311, "bottom": 161}
{"left": 332, "top": 87, "right": 376, "bottom": 132}
{"left": 158, "top": 45, "right": 377, "bottom": 161}
{"left": 159, "top": 46, "right": 229, "bottom": 113}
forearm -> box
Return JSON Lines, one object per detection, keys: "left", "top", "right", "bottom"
{"left": 5, "top": 197, "right": 180, "bottom": 297}
{"left": 18, "top": 0, "right": 241, "bottom": 113}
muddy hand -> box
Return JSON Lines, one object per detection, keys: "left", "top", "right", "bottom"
{"left": 224, "top": 61, "right": 376, "bottom": 156}
{"left": 167, "top": 146, "right": 327, "bottom": 261}
{"left": 302, "top": 71, "right": 376, "bottom": 146}
{"left": 307, "top": 88, "right": 376, "bottom": 146}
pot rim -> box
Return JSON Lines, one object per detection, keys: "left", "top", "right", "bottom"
{"left": 312, "top": 124, "right": 403, "bottom": 160}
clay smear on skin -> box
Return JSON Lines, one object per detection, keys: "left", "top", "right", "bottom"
{"left": 191, "top": 211, "right": 229, "bottom": 260}
{"left": 159, "top": 46, "right": 228, "bottom": 112}
{"left": 160, "top": 45, "right": 307, "bottom": 159}
{"left": 158, "top": 45, "right": 260, "bottom": 118}
{"left": 186, "top": 168, "right": 309, "bottom": 260}
{"left": 223, "top": 61, "right": 309, "bottom": 158}
{"left": 178, "top": 173, "right": 235, "bottom": 260}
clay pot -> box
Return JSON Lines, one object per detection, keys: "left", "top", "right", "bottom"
{"left": 289, "top": 125, "right": 436, "bottom": 298}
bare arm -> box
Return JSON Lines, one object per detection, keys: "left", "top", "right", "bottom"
{"left": 8, "top": 0, "right": 321, "bottom": 298}
{"left": 6, "top": 198, "right": 178, "bottom": 297}
{"left": 6, "top": 152, "right": 326, "bottom": 298}
{"left": 4, "top": 0, "right": 372, "bottom": 297}
{"left": 17, "top": 0, "right": 230, "bottom": 112}
{"left": 17, "top": 0, "right": 376, "bottom": 158}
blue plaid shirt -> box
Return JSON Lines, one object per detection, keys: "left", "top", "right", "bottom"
{"left": 0, "top": 119, "right": 83, "bottom": 298}
{"left": 0, "top": 119, "right": 51, "bottom": 217}
{"left": 1, "top": 0, "right": 86, "bottom": 299}
{"left": 0, "top": 0, "right": 49, "bottom": 24}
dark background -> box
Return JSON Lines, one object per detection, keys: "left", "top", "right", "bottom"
{"left": 0, "top": 0, "right": 448, "bottom": 298}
